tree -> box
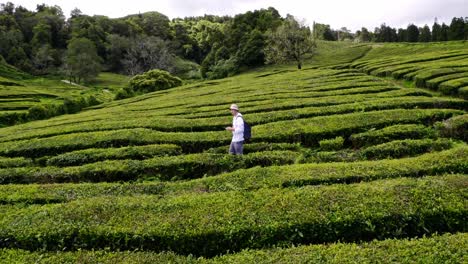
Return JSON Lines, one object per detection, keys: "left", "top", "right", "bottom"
{"left": 397, "top": 28, "right": 407, "bottom": 42}
{"left": 419, "top": 25, "right": 431, "bottom": 42}
{"left": 448, "top": 17, "right": 465, "bottom": 40}
{"left": 127, "top": 11, "right": 171, "bottom": 39}
{"left": 407, "top": 24, "right": 419, "bottom": 42}
{"left": 106, "top": 34, "right": 131, "bottom": 72}
{"left": 313, "top": 23, "right": 336, "bottom": 40}
{"left": 32, "top": 44, "right": 54, "bottom": 73}
{"left": 121, "top": 36, "right": 175, "bottom": 75}
{"left": 357, "top": 27, "right": 371, "bottom": 42}
{"left": 465, "top": 17, "right": 468, "bottom": 40}
{"left": 69, "top": 15, "right": 107, "bottom": 57}
{"left": 432, "top": 21, "right": 442, "bottom": 41}
{"left": 264, "top": 15, "right": 315, "bottom": 69}
{"left": 440, "top": 23, "right": 449, "bottom": 41}
{"left": 235, "top": 29, "right": 265, "bottom": 67}
{"left": 374, "top": 24, "right": 397, "bottom": 42}
{"left": 70, "top": 8, "right": 82, "bottom": 18}
{"left": 64, "top": 37, "right": 101, "bottom": 83}
{"left": 6, "top": 45, "right": 31, "bottom": 70}
{"left": 31, "top": 21, "right": 52, "bottom": 46}
{"left": 337, "top": 27, "right": 353, "bottom": 41}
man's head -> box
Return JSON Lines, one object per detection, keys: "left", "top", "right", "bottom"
{"left": 229, "top": 104, "right": 239, "bottom": 116}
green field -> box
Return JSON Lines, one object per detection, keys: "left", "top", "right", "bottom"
{"left": 0, "top": 62, "right": 127, "bottom": 127}
{"left": 0, "top": 41, "right": 467, "bottom": 262}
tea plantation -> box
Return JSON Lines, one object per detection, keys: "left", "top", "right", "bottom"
{"left": 0, "top": 61, "right": 124, "bottom": 128}
{"left": 0, "top": 41, "right": 467, "bottom": 263}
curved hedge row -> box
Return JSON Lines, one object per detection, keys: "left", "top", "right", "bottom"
{"left": 253, "top": 109, "right": 463, "bottom": 146}
{"left": 0, "top": 150, "right": 301, "bottom": 184}
{"left": 414, "top": 67, "right": 468, "bottom": 87}
{"left": 426, "top": 72, "right": 468, "bottom": 90}
{"left": 0, "top": 90, "right": 444, "bottom": 143}
{"left": 436, "top": 113, "right": 468, "bottom": 142}
{"left": 350, "top": 42, "right": 468, "bottom": 97}
{"left": 0, "top": 146, "right": 466, "bottom": 203}
{"left": 44, "top": 144, "right": 182, "bottom": 167}
{"left": 359, "top": 138, "right": 454, "bottom": 159}
{"left": 439, "top": 77, "right": 468, "bottom": 95}
{"left": 180, "top": 145, "right": 467, "bottom": 191}
{"left": 0, "top": 88, "right": 432, "bottom": 142}
{"left": 0, "top": 157, "right": 33, "bottom": 168}
{"left": 350, "top": 124, "right": 436, "bottom": 148}
{"left": 0, "top": 109, "right": 461, "bottom": 158}
{"left": 1, "top": 233, "right": 465, "bottom": 263}
{"left": 0, "top": 175, "right": 465, "bottom": 256}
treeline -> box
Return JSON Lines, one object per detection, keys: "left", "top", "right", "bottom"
{"left": 315, "top": 17, "right": 468, "bottom": 42}
{"left": 0, "top": 2, "right": 285, "bottom": 80}
{"left": 0, "top": 2, "right": 467, "bottom": 82}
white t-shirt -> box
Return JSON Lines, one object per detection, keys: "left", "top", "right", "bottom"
{"left": 232, "top": 113, "right": 244, "bottom": 142}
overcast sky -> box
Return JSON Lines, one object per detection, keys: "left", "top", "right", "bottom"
{"left": 10, "top": 0, "right": 468, "bottom": 31}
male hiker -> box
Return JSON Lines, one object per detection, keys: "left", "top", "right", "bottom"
{"left": 225, "top": 104, "right": 244, "bottom": 155}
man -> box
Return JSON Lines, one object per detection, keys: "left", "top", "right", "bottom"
{"left": 225, "top": 103, "right": 244, "bottom": 155}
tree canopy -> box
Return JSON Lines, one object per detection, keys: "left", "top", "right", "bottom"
{"left": 264, "top": 16, "right": 316, "bottom": 69}
{"left": 0, "top": 2, "right": 466, "bottom": 80}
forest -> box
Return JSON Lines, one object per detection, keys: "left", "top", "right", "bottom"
{"left": 1, "top": 2, "right": 467, "bottom": 82}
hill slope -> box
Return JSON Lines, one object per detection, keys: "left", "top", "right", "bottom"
{"left": 0, "top": 60, "right": 128, "bottom": 127}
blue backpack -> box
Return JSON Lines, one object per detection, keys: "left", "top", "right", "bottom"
{"left": 242, "top": 117, "right": 252, "bottom": 143}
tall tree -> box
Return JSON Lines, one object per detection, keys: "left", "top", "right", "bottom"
{"left": 357, "top": 27, "right": 371, "bottom": 42}
{"left": 337, "top": 27, "right": 353, "bottom": 41}
{"left": 127, "top": 11, "right": 171, "bottom": 39}
{"left": 69, "top": 15, "right": 107, "bottom": 58}
{"left": 432, "top": 21, "right": 442, "bottom": 41}
{"left": 448, "top": 17, "right": 465, "bottom": 40}
{"left": 121, "top": 36, "right": 174, "bottom": 75}
{"left": 32, "top": 44, "right": 54, "bottom": 73}
{"left": 264, "top": 15, "right": 315, "bottom": 69}
{"left": 407, "top": 24, "right": 419, "bottom": 42}
{"left": 374, "top": 24, "right": 397, "bottom": 42}
{"left": 397, "top": 28, "right": 407, "bottom": 42}
{"left": 105, "top": 34, "right": 131, "bottom": 72}
{"left": 419, "top": 25, "right": 431, "bottom": 42}
{"left": 314, "top": 23, "right": 336, "bottom": 40}
{"left": 440, "top": 23, "right": 449, "bottom": 41}
{"left": 64, "top": 37, "right": 101, "bottom": 83}
{"left": 465, "top": 17, "right": 468, "bottom": 40}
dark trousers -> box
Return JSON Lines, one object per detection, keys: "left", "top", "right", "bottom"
{"left": 229, "top": 141, "right": 244, "bottom": 155}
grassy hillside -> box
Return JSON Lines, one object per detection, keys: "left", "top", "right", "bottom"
{"left": 0, "top": 41, "right": 467, "bottom": 262}
{"left": 0, "top": 60, "right": 128, "bottom": 127}
{"left": 350, "top": 41, "right": 468, "bottom": 99}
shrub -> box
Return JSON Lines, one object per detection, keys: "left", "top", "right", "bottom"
{"left": 27, "top": 105, "right": 49, "bottom": 120}
{"left": 319, "top": 136, "right": 344, "bottom": 151}
{"left": 173, "top": 57, "right": 201, "bottom": 79}
{"left": 459, "top": 86, "right": 468, "bottom": 100}
{"left": 129, "top": 69, "right": 183, "bottom": 93}
{"left": 350, "top": 124, "right": 436, "bottom": 148}
{"left": 0, "top": 150, "right": 300, "bottom": 184}
{"left": 0, "top": 175, "right": 465, "bottom": 256}
{"left": 114, "top": 86, "right": 135, "bottom": 100}
{"left": 0, "top": 233, "right": 465, "bottom": 263}
{"left": 359, "top": 138, "right": 454, "bottom": 160}
{"left": 46, "top": 144, "right": 182, "bottom": 166}
{"left": 435, "top": 114, "right": 468, "bottom": 142}
{"left": 206, "top": 58, "right": 239, "bottom": 80}
{"left": 63, "top": 96, "right": 84, "bottom": 114}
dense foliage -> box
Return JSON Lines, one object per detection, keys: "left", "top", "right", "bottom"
{"left": 128, "top": 69, "right": 183, "bottom": 93}
{"left": 1, "top": 2, "right": 466, "bottom": 81}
